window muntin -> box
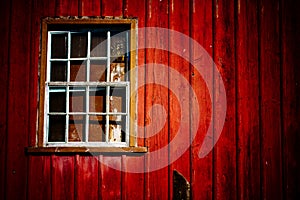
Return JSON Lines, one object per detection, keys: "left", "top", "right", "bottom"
{"left": 39, "top": 19, "right": 137, "bottom": 148}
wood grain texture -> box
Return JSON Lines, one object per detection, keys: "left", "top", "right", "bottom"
{"left": 101, "top": 0, "right": 122, "bottom": 17}
{"left": 236, "top": 0, "right": 261, "bottom": 199}
{"left": 5, "top": 0, "right": 32, "bottom": 199}
{"left": 75, "top": 155, "right": 99, "bottom": 200}
{"left": 145, "top": 0, "right": 169, "bottom": 199}
{"left": 51, "top": 156, "right": 75, "bottom": 200}
{"left": 100, "top": 156, "right": 122, "bottom": 199}
{"left": 55, "top": 0, "right": 79, "bottom": 16}
{"left": 27, "top": 1, "right": 54, "bottom": 199}
{"left": 168, "top": 0, "right": 190, "bottom": 199}
{"left": 27, "top": 156, "right": 51, "bottom": 200}
{"left": 281, "top": 0, "right": 300, "bottom": 198}
{"left": 190, "top": 0, "right": 213, "bottom": 199}
{"left": 259, "top": 0, "right": 283, "bottom": 199}
{"left": 213, "top": 0, "right": 237, "bottom": 199}
{"left": 0, "top": 0, "right": 10, "bottom": 199}
{"left": 79, "top": 0, "right": 101, "bottom": 16}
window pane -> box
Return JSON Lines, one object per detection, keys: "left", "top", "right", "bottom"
{"left": 110, "top": 63, "right": 125, "bottom": 82}
{"left": 91, "top": 31, "right": 107, "bottom": 57}
{"left": 89, "top": 115, "right": 105, "bottom": 142}
{"left": 111, "top": 32, "right": 127, "bottom": 58}
{"left": 68, "top": 115, "right": 85, "bottom": 142}
{"left": 49, "top": 90, "right": 66, "bottom": 113}
{"left": 109, "top": 87, "right": 126, "bottom": 113}
{"left": 48, "top": 115, "right": 66, "bottom": 142}
{"left": 70, "top": 60, "right": 86, "bottom": 82}
{"left": 109, "top": 115, "right": 125, "bottom": 142}
{"left": 50, "top": 61, "right": 67, "bottom": 81}
{"left": 90, "top": 60, "right": 106, "bottom": 82}
{"left": 89, "top": 87, "right": 106, "bottom": 113}
{"left": 71, "top": 33, "right": 87, "bottom": 58}
{"left": 69, "top": 87, "right": 85, "bottom": 113}
{"left": 51, "top": 34, "right": 68, "bottom": 59}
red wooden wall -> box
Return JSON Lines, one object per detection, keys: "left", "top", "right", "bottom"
{"left": 0, "top": 0, "right": 300, "bottom": 199}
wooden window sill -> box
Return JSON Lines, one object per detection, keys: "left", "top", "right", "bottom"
{"left": 26, "top": 146, "right": 148, "bottom": 154}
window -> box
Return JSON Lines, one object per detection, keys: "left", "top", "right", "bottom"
{"left": 28, "top": 18, "right": 146, "bottom": 153}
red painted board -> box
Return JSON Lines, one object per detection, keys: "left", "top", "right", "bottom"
{"left": 101, "top": 0, "right": 122, "bottom": 17}
{"left": 55, "top": 0, "right": 79, "bottom": 16}
{"left": 213, "top": 0, "right": 237, "bottom": 199}
{"left": 100, "top": 156, "right": 122, "bottom": 199}
{"left": 168, "top": 0, "right": 190, "bottom": 199}
{"left": 27, "top": 1, "right": 55, "bottom": 199}
{"left": 28, "top": 156, "right": 51, "bottom": 200}
{"left": 75, "top": 155, "right": 99, "bottom": 200}
{"left": 79, "top": 0, "right": 101, "bottom": 16}
{"left": 190, "top": 0, "right": 213, "bottom": 199}
{"left": 259, "top": 0, "right": 282, "bottom": 199}
{"left": 145, "top": 0, "right": 169, "bottom": 199}
{"left": 281, "top": 0, "right": 300, "bottom": 198}
{"left": 236, "top": 0, "right": 261, "bottom": 199}
{"left": 51, "top": 156, "right": 75, "bottom": 200}
{"left": 0, "top": 0, "right": 10, "bottom": 199}
{"left": 5, "top": 0, "right": 32, "bottom": 199}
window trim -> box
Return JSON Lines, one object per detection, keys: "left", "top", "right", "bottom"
{"left": 28, "top": 17, "right": 146, "bottom": 153}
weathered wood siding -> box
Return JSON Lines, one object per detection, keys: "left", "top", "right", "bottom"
{"left": 0, "top": 0, "right": 299, "bottom": 199}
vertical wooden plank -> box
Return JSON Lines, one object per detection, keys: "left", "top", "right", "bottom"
{"left": 190, "top": 0, "right": 213, "bottom": 199}
{"left": 145, "top": 0, "right": 169, "bottom": 199}
{"left": 52, "top": 156, "right": 75, "bottom": 200}
{"left": 79, "top": 0, "right": 101, "bottom": 16}
{"left": 121, "top": 156, "right": 145, "bottom": 199}
{"left": 0, "top": 0, "right": 10, "bottom": 199}
{"left": 100, "top": 157, "right": 122, "bottom": 199}
{"left": 56, "top": 0, "right": 79, "bottom": 16}
{"left": 259, "top": 0, "right": 282, "bottom": 199}
{"left": 123, "top": 0, "right": 146, "bottom": 199}
{"left": 28, "top": 156, "right": 51, "bottom": 200}
{"left": 27, "top": 1, "right": 54, "bottom": 199}
{"left": 101, "top": 0, "right": 122, "bottom": 17}
{"left": 281, "top": 0, "right": 300, "bottom": 198}
{"left": 236, "top": 0, "right": 261, "bottom": 199}
{"left": 6, "top": 0, "right": 32, "bottom": 199}
{"left": 168, "top": 0, "right": 190, "bottom": 199}
{"left": 75, "top": 156, "right": 99, "bottom": 200}
{"left": 213, "top": 0, "right": 237, "bottom": 199}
